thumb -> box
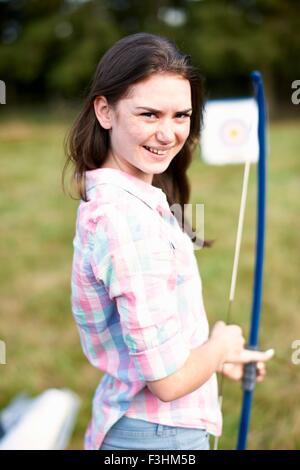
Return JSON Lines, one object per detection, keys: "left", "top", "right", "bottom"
{"left": 239, "top": 348, "right": 275, "bottom": 364}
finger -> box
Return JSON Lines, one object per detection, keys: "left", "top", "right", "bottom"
{"left": 256, "top": 364, "right": 266, "bottom": 375}
{"left": 228, "top": 324, "right": 243, "bottom": 335}
{"left": 239, "top": 348, "right": 275, "bottom": 364}
{"left": 256, "top": 361, "right": 266, "bottom": 382}
{"left": 215, "top": 320, "right": 226, "bottom": 328}
{"left": 256, "top": 361, "right": 266, "bottom": 370}
{"left": 256, "top": 374, "right": 265, "bottom": 383}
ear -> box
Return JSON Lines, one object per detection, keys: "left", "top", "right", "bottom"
{"left": 94, "top": 96, "right": 112, "bottom": 129}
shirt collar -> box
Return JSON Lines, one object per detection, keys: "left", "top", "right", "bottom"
{"left": 85, "top": 168, "right": 169, "bottom": 211}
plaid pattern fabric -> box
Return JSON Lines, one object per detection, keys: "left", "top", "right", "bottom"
{"left": 71, "top": 168, "right": 222, "bottom": 450}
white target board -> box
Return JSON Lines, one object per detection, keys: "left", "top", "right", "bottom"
{"left": 200, "top": 98, "right": 259, "bottom": 165}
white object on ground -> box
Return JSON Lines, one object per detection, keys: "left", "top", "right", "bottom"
{"left": 0, "top": 388, "right": 80, "bottom": 450}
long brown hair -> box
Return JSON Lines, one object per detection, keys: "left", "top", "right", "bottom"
{"left": 63, "top": 32, "right": 211, "bottom": 247}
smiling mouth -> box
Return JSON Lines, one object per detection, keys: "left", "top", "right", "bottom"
{"left": 143, "top": 145, "right": 169, "bottom": 156}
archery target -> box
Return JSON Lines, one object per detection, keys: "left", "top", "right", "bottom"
{"left": 200, "top": 98, "right": 259, "bottom": 165}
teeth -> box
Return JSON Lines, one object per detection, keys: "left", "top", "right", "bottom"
{"left": 144, "top": 146, "right": 167, "bottom": 156}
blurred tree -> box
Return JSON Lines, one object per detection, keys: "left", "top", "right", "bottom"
{"left": 176, "top": 0, "right": 300, "bottom": 113}
{"left": 104, "top": 0, "right": 300, "bottom": 114}
{"left": 0, "top": 0, "right": 120, "bottom": 101}
{"left": 0, "top": 0, "right": 299, "bottom": 114}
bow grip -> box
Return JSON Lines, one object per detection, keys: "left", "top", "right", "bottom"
{"left": 242, "top": 346, "right": 258, "bottom": 392}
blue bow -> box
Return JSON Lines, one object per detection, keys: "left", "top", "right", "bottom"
{"left": 236, "top": 71, "right": 267, "bottom": 450}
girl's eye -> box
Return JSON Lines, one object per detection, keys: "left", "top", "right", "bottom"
{"left": 176, "top": 113, "right": 191, "bottom": 119}
{"left": 141, "top": 113, "right": 191, "bottom": 119}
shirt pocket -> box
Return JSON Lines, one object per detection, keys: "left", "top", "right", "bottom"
{"left": 132, "top": 237, "right": 176, "bottom": 275}
{"left": 171, "top": 232, "right": 196, "bottom": 285}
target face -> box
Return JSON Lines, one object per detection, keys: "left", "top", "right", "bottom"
{"left": 200, "top": 98, "right": 259, "bottom": 165}
{"left": 220, "top": 119, "right": 250, "bottom": 146}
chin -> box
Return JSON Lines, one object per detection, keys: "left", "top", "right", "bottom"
{"left": 151, "top": 164, "right": 170, "bottom": 174}
{"left": 154, "top": 159, "right": 172, "bottom": 169}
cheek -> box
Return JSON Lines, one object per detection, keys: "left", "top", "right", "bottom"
{"left": 126, "top": 120, "right": 150, "bottom": 142}
{"left": 113, "top": 127, "right": 139, "bottom": 148}
{"left": 178, "top": 123, "right": 191, "bottom": 142}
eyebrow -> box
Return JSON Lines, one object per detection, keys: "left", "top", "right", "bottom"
{"left": 135, "top": 106, "right": 193, "bottom": 114}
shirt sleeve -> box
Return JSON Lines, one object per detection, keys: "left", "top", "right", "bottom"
{"left": 90, "top": 205, "right": 190, "bottom": 382}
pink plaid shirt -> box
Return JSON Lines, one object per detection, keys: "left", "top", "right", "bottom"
{"left": 71, "top": 168, "right": 222, "bottom": 450}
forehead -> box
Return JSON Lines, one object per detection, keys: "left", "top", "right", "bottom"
{"left": 124, "top": 73, "right": 192, "bottom": 109}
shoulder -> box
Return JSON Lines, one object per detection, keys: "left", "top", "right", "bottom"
{"left": 82, "top": 168, "right": 169, "bottom": 232}
{"left": 80, "top": 185, "right": 157, "bottom": 238}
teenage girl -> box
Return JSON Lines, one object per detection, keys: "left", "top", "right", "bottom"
{"left": 64, "top": 32, "right": 273, "bottom": 450}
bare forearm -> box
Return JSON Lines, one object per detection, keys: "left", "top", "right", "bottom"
{"left": 147, "top": 338, "right": 223, "bottom": 402}
{"left": 170, "top": 338, "right": 223, "bottom": 400}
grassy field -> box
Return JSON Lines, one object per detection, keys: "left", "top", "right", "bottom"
{"left": 0, "top": 109, "right": 299, "bottom": 449}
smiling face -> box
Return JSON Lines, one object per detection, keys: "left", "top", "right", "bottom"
{"left": 94, "top": 73, "right": 192, "bottom": 183}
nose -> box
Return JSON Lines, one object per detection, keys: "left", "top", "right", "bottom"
{"left": 156, "top": 120, "right": 175, "bottom": 144}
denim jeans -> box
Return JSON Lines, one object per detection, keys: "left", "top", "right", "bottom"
{"left": 99, "top": 415, "right": 210, "bottom": 450}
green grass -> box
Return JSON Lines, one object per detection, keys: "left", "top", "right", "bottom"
{"left": 0, "top": 111, "right": 299, "bottom": 449}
